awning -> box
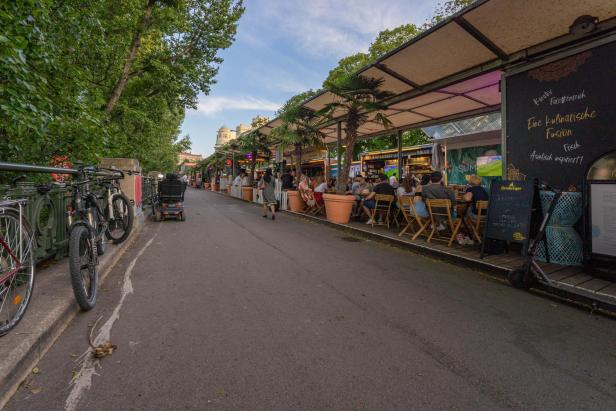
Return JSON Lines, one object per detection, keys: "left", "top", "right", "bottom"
{"left": 299, "top": 0, "right": 616, "bottom": 143}
{"left": 437, "top": 129, "right": 501, "bottom": 150}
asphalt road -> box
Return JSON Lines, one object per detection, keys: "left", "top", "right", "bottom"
{"left": 5, "top": 188, "right": 616, "bottom": 410}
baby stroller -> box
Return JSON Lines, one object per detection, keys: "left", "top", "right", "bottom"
{"left": 153, "top": 174, "right": 186, "bottom": 222}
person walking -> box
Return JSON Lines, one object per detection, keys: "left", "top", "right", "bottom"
{"left": 260, "top": 169, "right": 277, "bottom": 220}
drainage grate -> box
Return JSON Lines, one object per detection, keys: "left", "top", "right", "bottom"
{"left": 339, "top": 236, "right": 364, "bottom": 243}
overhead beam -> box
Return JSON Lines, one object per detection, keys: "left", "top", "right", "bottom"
{"left": 374, "top": 63, "right": 422, "bottom": 89}
{"left": 454, "top": 16, "right": 509, "bottom": 61}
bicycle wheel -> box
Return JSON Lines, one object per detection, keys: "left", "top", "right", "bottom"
{"left": 69, "top": 225, "right": 97, "bottom": 310}
{"left": 0, "top": 208, "right": 35, "bottom": 336}
{"left": 105, "top": 193, "right": 134, "bottom": 244}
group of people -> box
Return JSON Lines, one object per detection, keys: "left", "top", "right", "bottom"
{"left": 349, "top": 171, "right": 489, "bottom": 236}
{"left": 238, "top": 167, "right": 489, "bottom": 243}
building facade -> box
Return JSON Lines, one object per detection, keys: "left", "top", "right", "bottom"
{"left": 215, "top": 124, "right": 251, "bottom": 149}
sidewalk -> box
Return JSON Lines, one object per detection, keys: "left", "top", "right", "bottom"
{"left": 0, "top": 216, "right": 144, "bottom": 408}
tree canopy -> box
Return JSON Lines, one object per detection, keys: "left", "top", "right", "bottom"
{"left": 0, "top": 0, "right": 244, "bottom": 172}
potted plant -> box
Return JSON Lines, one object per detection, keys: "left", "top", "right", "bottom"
{"left": 316, "top": 74, "right": 393, "bottom": 224}
{"left": 271, "top": 90, "right": 324, "bottom": 213}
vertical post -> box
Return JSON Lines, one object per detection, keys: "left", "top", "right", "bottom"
{"left": 326, "top": 145, "right": 331, "bottom": 179}
{"left": 397, "top": 129, "right": 403, "bottom": 180}
{"left": 500, "top": 75, "right": 507, "bottom": 179}
{"left": 336, "top": 121, "right": 342, "bottom": 192}
{"left": 232, "top": 150, "right": 236, "bottom": 180}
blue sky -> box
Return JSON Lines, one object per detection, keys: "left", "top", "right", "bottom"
{"left": 181, "top": 0, "right": 440, "bottom": 157}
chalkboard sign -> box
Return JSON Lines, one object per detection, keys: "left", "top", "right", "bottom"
{"left": 506, "top": 40, "right": 616, "bottom": 191}
{"left": 482, "top": 180, "right": 535, "bottom": 255}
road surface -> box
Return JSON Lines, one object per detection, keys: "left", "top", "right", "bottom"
{"left": 5, "top": 188, "right": 616, "bottom": 410}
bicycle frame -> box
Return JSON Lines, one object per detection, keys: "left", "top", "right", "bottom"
{"left": 0, "top": 200, "right": 27, "bottom": 284}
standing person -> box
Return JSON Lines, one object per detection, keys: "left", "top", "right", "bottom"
{"left": 281, "top": 169, "right": 294, "bottom": 190}
{"left": 389, "top": 173, "right": 399, "bottom": 189}
{"left": 260, "top": 169, "right": 277, "bottom": 220}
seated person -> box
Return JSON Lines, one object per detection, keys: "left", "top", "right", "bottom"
{"left": 233, "top": 170, "right": 249, "bottom": 187}
{"left": 463, "top": 175, "right": 489, "bottom": 218}
{"left": 313, "top": 176, "right": 328, "bottom": 206}
{"left": 362, "top": 174, "right": 396, "bottom": 224}
{"left": 421, "top": 171, "right": 457, "bottom": 218}
{"left": 397, "top": 178, "right": 415, "bottom": 197}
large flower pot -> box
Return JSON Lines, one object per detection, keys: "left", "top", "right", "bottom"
{"left": 242, "top": 186, "right": 253, "bottom": 201}
{"left": 323, "top": 193, "right": 355, "bottom": 224}
{"left": 203, "top": 182, "right": 210, "bottom": 190}
{"left": 287, "top": 190, "right": 305, "bottom": 212}
{"left": 212, "top": 183, "right": 219, "bottom": 192}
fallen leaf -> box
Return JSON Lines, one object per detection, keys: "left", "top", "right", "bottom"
{"left": 31, "top": 367, "right": 40, "bottom": 374}
{"left": 30, "top": 387, "right": 41, "bottom": 394}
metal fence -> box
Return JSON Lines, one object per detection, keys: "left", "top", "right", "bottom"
{"left": 0, "top": 161, "right": 158, "bottom": 264}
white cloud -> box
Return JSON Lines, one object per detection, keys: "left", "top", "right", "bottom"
{"left": 194, "top": 96, "right": 280, "bottom": 115}
{"left": 249, "top": 0, "right": 437, "bottom": 58}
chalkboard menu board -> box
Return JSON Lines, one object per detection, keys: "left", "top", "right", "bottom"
{"left": 483, "top": 180, "right": 535, "bottom": 245}
{"left": 506, "top": 40, "right": 616, "bottom": 191}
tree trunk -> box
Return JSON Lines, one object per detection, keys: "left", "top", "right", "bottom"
{"left": 337, "top": 131, "right": 356, "bottom": 194}
{"left": 104, "top": 0, "right": 155, "bottom": 113}
{"left": 296, "top": 143, "right": 303, "bottom": 178}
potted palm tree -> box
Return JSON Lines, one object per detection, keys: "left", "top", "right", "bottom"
{"left": 238, "top": 119, "right": 271, "bottom": 202}
{"left": 316, "top": 74, "right": 393, "bottom": 224}
{"left": 271, "top": 91, "right": 324, "bottom": 213}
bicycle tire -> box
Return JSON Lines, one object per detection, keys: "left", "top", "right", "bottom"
{"left": 0, "top": 208, "right": 35, "bottom": 337}
{"left": 69, "top": 225, "right": 97, "bottom": 310}
{"left": 105, "top": 193, "right": 134, "bottom": 244}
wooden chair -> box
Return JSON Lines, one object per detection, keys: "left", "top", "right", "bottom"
{"left": 398, "top": 196, "right": 430, "bottom": 240}
{"left": 426, "top": 199, "right": 462, "bottom": 247}
{"left": 299, "top": 188, "right": 315, "bottom": 214}
{"left": 465, "top": 200, "right": 488, "bottom": 242}
{"left": 370, "top": 194, "right": 394, "bottom": 228}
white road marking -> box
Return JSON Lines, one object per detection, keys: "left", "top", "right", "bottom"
{"left": 64, "top": 235, "right": 156, "bottom": 411}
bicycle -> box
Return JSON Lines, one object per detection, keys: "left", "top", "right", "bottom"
{"left": 67, "top": 166, "right": 132, "bottom": 310}
{"left": 98, "top": 168, "right": 134, "bottom": 244}
{"left": 0, "top": 199, "right": 35, "bottom": 336}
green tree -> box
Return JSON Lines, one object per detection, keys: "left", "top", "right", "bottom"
{"left": 271, "top": 90, "right": 324, "bottom": 177}
{"left": 424, "top": 0, "right": 476, "bottom": 28}
{"left": 0, "top": 0, "right": 243, "bottom": 175}
{"left": 316, "top": 75, "right": 393, "bottom": 193}
{"left": 237, "top": 116, "right": 271, "bottom": 183}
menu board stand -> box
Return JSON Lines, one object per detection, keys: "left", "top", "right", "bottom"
{"left": 480, "top": 180, "right": 536, "bottom": 259}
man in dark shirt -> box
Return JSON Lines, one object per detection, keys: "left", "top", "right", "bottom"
{"left": 421, "top": 171, "right": 457, "bottom": 219}
{"left": 281, "top": 169, "right": 295, "bottom": 190}
{"left": 362, "top": 174, "right": 395, "bottom": 223}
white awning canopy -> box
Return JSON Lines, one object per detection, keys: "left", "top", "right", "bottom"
{"left": 297, "top": 0, "right": 616, "bottom": 144}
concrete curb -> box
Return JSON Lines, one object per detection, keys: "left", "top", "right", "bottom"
{"left": 0, "top": 219, "right": 144, "bottom": 409}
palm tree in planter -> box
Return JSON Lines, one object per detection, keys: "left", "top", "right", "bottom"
{"left": 270, "top": 91, "right": 325, "bottom": 212}
{"left": 315, "top": 74, "right": 393, "bottom": 223}
{"left": 238, "top": 117, "right": 271, "bottom": 184}
{"left": 271, "top": 91, "right": 325, "bottom": 178}
{"left": 204, "top": 152, "right": 226, "bottom": 190}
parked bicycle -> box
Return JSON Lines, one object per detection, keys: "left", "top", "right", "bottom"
{"left": 67, "top": 166, "right": 133, "bottom": 310}
{"left": 0, "top": 198, "right": 35, "bottom": 336}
